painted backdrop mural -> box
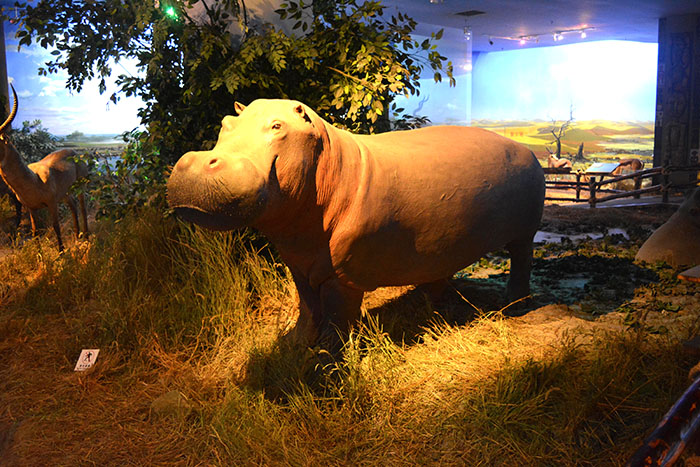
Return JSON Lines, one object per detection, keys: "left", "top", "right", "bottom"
{"left": 401, "top": 39, "right": 658, "bottom": 168}
{"left": 4, "top": 21, "right": 142, "bottom": 136}
{"left": 6, "top": 10, "right": 658, "bottom": 162}
{"left": 471, "top": 40, "right": 657, "bottom": 122}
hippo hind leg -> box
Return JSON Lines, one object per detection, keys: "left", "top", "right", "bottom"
{"left": 505, "top": 234, "right": 535, "bottom": 303}
{"left": 418, "top": 278, "right": 449, "bottom": 301}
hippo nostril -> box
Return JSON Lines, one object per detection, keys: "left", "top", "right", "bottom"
{"left": 209, "top": 158, "right": 220, "bottom": 168}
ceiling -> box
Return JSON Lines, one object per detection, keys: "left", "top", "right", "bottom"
{"left": 380, "top": 0, "right": 700, "bottom": 53}
{"left": 3, "top": 1, "right": 700, "bottom": 60}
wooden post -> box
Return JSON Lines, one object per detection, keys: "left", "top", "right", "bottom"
{"left": 576, "top": 172, "right": 582, "bottom": 201}
{"left": 588, "top": 176, "right": 597, "bottom": 208}
{"left": 634, "top": 174, "right": 642, "bottom": 199}
{"left": 662, "top": 169, "right": 670, "bottom": 203}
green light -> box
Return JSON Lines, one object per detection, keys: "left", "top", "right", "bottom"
{"left": 164, "top": 6, "right": 177, "bottom": 18}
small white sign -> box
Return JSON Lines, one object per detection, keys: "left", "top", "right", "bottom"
{"left": 74, "top": 349, "right": 100, "bottom": 372}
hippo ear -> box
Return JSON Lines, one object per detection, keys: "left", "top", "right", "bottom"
{"left": 234, "top": 102, "right": 246, "bottom": 115}
{"left": 294, "top": 104, "right": 312, "bottom": 124}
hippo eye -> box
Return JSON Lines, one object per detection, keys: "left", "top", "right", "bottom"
{"left": 271, "top": 122, "right": 283, "bottom": 130}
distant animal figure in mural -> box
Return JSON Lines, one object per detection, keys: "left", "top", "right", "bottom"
{"left": 548, "top": 153, "right": 572, "bottom": 170}
{"left": 612, "top": 158, "right": 644, "bottom": 175}
{"left": 167, "top": 98, "right": 545, "bottom": 346}
{"left": 0, "top": 85, "right": 89, "bottom": 251}
{"left": 0, "top": 176, "right": 22, "bottom": 228}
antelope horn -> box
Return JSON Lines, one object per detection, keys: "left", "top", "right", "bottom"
{"left": 0, "top": 84, "right": 18, "bottom": 135}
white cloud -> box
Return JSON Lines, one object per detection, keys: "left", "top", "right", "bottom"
{"left": 6, "top": 42, "right": 54, "bottom": 58}
{"left": 37, "top": 76, "right": 66, "bottom": 97}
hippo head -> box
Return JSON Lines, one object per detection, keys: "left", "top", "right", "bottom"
{"left": 167, "top": 99, "right": 323, "bottom": 230}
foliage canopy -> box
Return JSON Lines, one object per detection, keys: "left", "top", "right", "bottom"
{"left": 12, "top": 0, "right": 454, "bottom": 162}
{"left": 9, "top": 0, "right": 454, "bottom": 217}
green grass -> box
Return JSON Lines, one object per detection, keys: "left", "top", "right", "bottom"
{"left": 0, "top": 208, "right": 697, "bottom": 465}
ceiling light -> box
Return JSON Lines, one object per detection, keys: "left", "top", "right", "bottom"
{"left": 484, "top": 27, "right": 594, "bottom": 46}
{"left": 464, "top": 26, "right": 472, "bottom": 41}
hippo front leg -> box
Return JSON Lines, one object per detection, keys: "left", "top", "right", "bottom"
{"left": 288, "top": 270, "right": 364, "bottom": 347}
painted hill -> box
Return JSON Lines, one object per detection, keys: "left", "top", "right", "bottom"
{"left": 471, "top": 119, "right": 654, "bottom": 159}
{"left": 589, "top": 125, "right": 653, "bottom": 136}
{"left": 533, "top": 128, "right": 610, "bottom": 143}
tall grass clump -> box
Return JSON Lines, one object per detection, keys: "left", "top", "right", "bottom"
{"left": 198, "top": 309, "right": 692, "bottom": 465}
{"left": 1, "top": 208, "right": 294, "bottom": 372}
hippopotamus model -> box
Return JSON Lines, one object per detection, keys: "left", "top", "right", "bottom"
{"left": 167, "top": 99, "right": 545, "bottom": 344}
{"left": 636, "top": 187, "right": 700, "bottom": 268}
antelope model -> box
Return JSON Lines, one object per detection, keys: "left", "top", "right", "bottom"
{"left": 0, "top": 85, "right": 89, "bottom": 251}
{"left": 547, "top": 153, "right": 573, "bottom": 170}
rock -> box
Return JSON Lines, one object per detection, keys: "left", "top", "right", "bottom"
{"left": 150, "top": 390, "right": 191, "bottom": 418}
{"left": 636, "top": 188, "right": 700, "bottom": 268}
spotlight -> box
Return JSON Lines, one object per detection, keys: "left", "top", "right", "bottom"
{"left": 463, "top": 26, "right": 472, "bottom": 41}
{"left": 580, "top": 31, "right": 587, "bottom": 39}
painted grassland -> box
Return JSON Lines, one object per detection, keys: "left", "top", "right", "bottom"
{"left": 473, "top": 119, "right": 655, "bottom": 169}
{"left": 1, "top": 193, "right": 699, "bottom": 465}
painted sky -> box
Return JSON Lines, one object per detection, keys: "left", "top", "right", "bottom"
{"left": 4, "top": 22, "right": 143, "bottom": 136}
{"left": 4, "top": 17, "right": 657, "bottom": 136}
{"left": 471, "top": 40, "right": 658, "bottom": 122}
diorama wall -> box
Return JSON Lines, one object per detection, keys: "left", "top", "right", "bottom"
{"left": 471, "top": 40, "right": 658, "bottom": 123}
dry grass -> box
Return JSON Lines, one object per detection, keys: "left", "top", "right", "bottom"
{"left": 0, "top": 206, "right": 698, "bottom": 466}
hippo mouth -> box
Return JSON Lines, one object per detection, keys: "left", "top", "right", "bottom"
{"left": 172, "top": 205, "right": 247, "bottom": 231}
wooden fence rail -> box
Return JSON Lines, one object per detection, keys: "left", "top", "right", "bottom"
{"left": 544, "top": 165, "right": 700, "bottom": 207}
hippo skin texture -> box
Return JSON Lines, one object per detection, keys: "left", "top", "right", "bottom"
{"left": 636, "top": 187, "right": 700, "bottom": 268}
{"left": 167, "top": 99, "right": 546, "bottom": 345}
